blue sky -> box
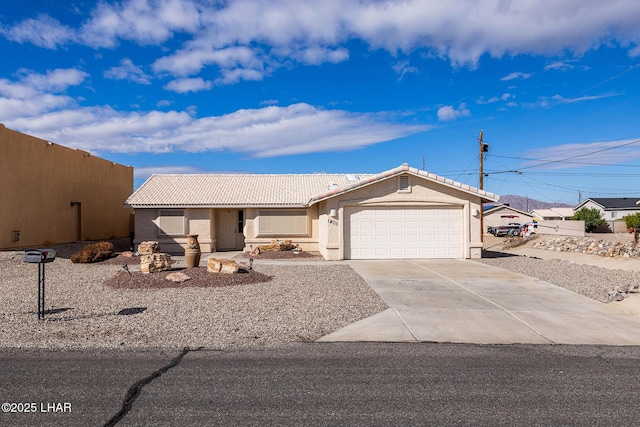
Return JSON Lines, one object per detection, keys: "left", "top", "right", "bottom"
{"left": 1, "top": 0, "right": 640, "bottom": 205}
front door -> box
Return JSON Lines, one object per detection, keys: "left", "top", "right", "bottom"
{"left": 218, "top": 209, "right": 244, "bottom": 250}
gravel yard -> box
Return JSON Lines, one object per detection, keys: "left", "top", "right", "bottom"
{"left": 479, "top": 234, "right": 640, "bottom": 302}
{"left": 3, "top": 234, "right": 640, "bottom": 350}
{"left": 0, "top": 242, "right": 387, "bottom": 350}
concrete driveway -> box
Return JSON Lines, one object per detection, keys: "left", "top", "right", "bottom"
{"left": 319, "top": 260, "right": 640, "bottom": 345}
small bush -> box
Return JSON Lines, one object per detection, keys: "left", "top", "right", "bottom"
{"left": 71, "top": 241, "right": 115, "bottom": 263}
{"left": 571, "top": 207, "right": 606, "bottom": 233}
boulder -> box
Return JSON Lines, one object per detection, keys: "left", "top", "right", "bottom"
{"left": 138, "top": 241, "right": 160, "bottom": 255}
{"left": 258, "top": 239, "right": 296, "bottom": 252}
{"left": 166, "top": 272, "right": 191, "bottom": 282}
{"left": 140, "top": 253, "right": 172, "bottom": 274}
{"left": 207, "top": 258, "right": 239, "bottom": 274}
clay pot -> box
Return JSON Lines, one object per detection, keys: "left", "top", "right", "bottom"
{"left": 185, "top": 234, "right": 201, "bottom": 268}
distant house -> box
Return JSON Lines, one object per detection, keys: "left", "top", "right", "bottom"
{"left": 530, "top": 208, "right": 574, "bottom": 221}
{"left": 0, "top": 124, "right": 134, "bottom": 250}
{"left": 573, "top": 198, "right": 640, "bottom": 232}
{"left": 125, "top": 164, "right": 499, "bottom": 260}
{"left": 483, "top": 204, "right": 534, "bottom": 233}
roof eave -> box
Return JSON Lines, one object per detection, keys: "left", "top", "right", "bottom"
{"left": 308, "top": 163, "right": 499, "bottom": 205}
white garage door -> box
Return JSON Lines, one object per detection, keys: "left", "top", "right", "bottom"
{"left": 346, "top": 207, "right": 463, "bottom": 259}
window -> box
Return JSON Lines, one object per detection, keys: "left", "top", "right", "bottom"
{"left": 258, "top": 210, "right": 308, "bottom": 236}
{"left": 238, "top": 210, "right": 244, "bottom": 233}
{"left": 611, "top": 211, "right": 618, "bottom": 219}
{"left": 158, "top": 210, "right": 185, "bottom": 236}
{"left": 398, "top": 175, "right": 410, "bottom": 192}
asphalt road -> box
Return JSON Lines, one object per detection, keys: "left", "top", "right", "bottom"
{"left": 2, "top": 343, "right": 640, "bottom": 426}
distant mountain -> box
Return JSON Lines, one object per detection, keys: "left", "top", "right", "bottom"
{"left": 490, "top": 195, "right": 573, "bottom": 212}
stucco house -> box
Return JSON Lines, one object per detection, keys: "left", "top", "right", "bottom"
{"left": 530, "top": 208, "right": 574, "bottom": 221}
{"left": 483, "top": 204, "right": 534, "bottom": 232}
{"left": 0, "top": 124, "right": 133, "bottom": 250}
{"left": 125, "top": 164, "right": 498, "bottom": 260}
{"left": 574, "top": 198, "right": 640, "bottom": 233}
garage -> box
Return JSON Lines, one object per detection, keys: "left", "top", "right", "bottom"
{"left": 345, "top": 206, "right": 463, "bottom": 259}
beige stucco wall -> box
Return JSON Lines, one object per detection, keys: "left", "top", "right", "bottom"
{"left": 133, "top": 208, "right": 214, "bottom": 254}
{"left": 243, "top": 206, "right": 320, "bottom": 252}
{"left": 535, "top": 220, "right": 585, "bottom": 236}
{"left": 0, "top": 124, "right": 133, "bottom": 250}
{"left": 315, "top": 174, "right": 486, "bottom": 260}
{"left": 133, "top": 206, "right": 321, "bottom": 254}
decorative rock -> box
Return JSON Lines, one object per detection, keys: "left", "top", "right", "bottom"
{"left": 258, "top": 240, "right": 296, "bottom": 252}
{"left": 165, "top": 272, "right": 191, "bottom": 282}
{"left": 532, "top": 237, "right": 640, "bottom": 259}
{"left": 140, "top": 253, "right": 172, "bottom": 274}
{"left": 207, "top": 258, "right": 239, "bottom": 274}
{"left": 249, "top": 247, "right": 261, "bottom": 256}
{"left": 120, "top": 251, "right": 134, "bottom": 258}
{"left": 138, "top": 241, "right": 160, "bottom": 255}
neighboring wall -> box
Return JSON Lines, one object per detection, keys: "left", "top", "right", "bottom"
{"left": 0, "top": 124, "right": 134, "bottom": 250}
{"left": 606, "top": 220, "right": 629, "bottom": 233}
{"left": 535, "top": 220, "right": 585, "bottom": 237}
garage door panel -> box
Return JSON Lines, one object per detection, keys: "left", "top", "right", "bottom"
{"left": 346, "top": 207, "right": 463, "bottom": 259}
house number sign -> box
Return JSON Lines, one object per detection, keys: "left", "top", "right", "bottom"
{"left": 328, "top": 218, "right": 339, "bottom": 226}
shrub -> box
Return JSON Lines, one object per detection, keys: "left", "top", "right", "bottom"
{"left": 624, "top": 213, "right": 640, "bottom": 242}
{"left": 70, "top": 241, "right": 115, "bottom": 263}
{"left": 571, "top": 207, "right": 606, "bottom": 233}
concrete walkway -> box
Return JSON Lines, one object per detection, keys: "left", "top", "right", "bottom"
{"left": 319, "top": 259, "right": 640, "bottom": 345}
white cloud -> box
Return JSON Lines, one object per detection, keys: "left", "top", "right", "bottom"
{"left": 4, "top": 0, "right": 640, "bottom": 82}
{"left": 5, "top": 102, "right": 428, "bottom": 157}
{"left": 477, "top": 93, "right": 512, "bottom": 105}
{"left": 298, "top": 46, "right": 350, "bottom": 65}
{"left": 153, "top": 45, "right": 268, "bottom": 84}
{"left": 133, "top": 165, "right": 208, "bottom": 180}
{"left": 551, "top": 93, "right": 621, "bottom": 104}
{"left": 392, "top": 60, "right": 419, "bottom": 80}
{"left": 78, "top": 0, "right": 201, "bottom": 48}
{"left": 0, "top": 68, "right": 88, "bottom": 119}
{"left": 104, "top": 58, "right": 151, "bottom": 84}
{"left": 501, "top": 71, "right": 533, "bottom": 81}
{"left": 0, "top": 14, "right": 75, "bottom": 48}
{"left": 437, "top": 104, "right": 470, "bottom": 121}
{"left": 629, "top": 46, "right": 640, "bottom": 58}
{"left": 164, "top": 77, "right": 212, "bottom": 93}
{"left": 544, "top": 61, "right": 576, "bottom": 72}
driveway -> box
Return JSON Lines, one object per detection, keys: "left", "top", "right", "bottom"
{"left": 319, "top": 260, "right": 640, "bottom": 345}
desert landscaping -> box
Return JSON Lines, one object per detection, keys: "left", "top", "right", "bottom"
{"left": 2, "top": 233, "right": 640, "bottom": 350}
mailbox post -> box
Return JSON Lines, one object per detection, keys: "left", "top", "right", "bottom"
{"left": 24, "top": 249, "right": 56, "bottom": 319}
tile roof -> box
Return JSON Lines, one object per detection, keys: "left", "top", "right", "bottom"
{"left": 125, "top": 164, "right": 499, "bottom": 208}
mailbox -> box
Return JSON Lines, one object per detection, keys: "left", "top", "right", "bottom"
{"left": 24, "top": 249, "right": 56, "bottom": 320}
{"left": 24, "top": 249, "right": 56, "bottom": 264}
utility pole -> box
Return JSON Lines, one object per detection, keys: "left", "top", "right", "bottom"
{"left": 478, "top": 130, "right": 488, "bottom": 189}
{"left": 478, "top": 130, "right": 489, "bottom": 243}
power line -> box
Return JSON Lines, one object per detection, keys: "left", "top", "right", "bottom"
{"left": 490, "top": 154, "right": 640, "bottom": 168}
{"left": 514, "top": 138, "right": 640, "bottom": 171}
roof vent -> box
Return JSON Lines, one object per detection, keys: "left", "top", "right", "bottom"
{"left": 398, "top": 175, "right": 410, "bottom": 191}
{"left": 327, "top": 182, "right": 338, "bottom": 190}
{"left": 345, "top": 174, "right": 359, "bottom": 182}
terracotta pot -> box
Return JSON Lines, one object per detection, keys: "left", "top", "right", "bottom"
{"left": 185, "top": 234, "right": 201, "bottom": 268}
